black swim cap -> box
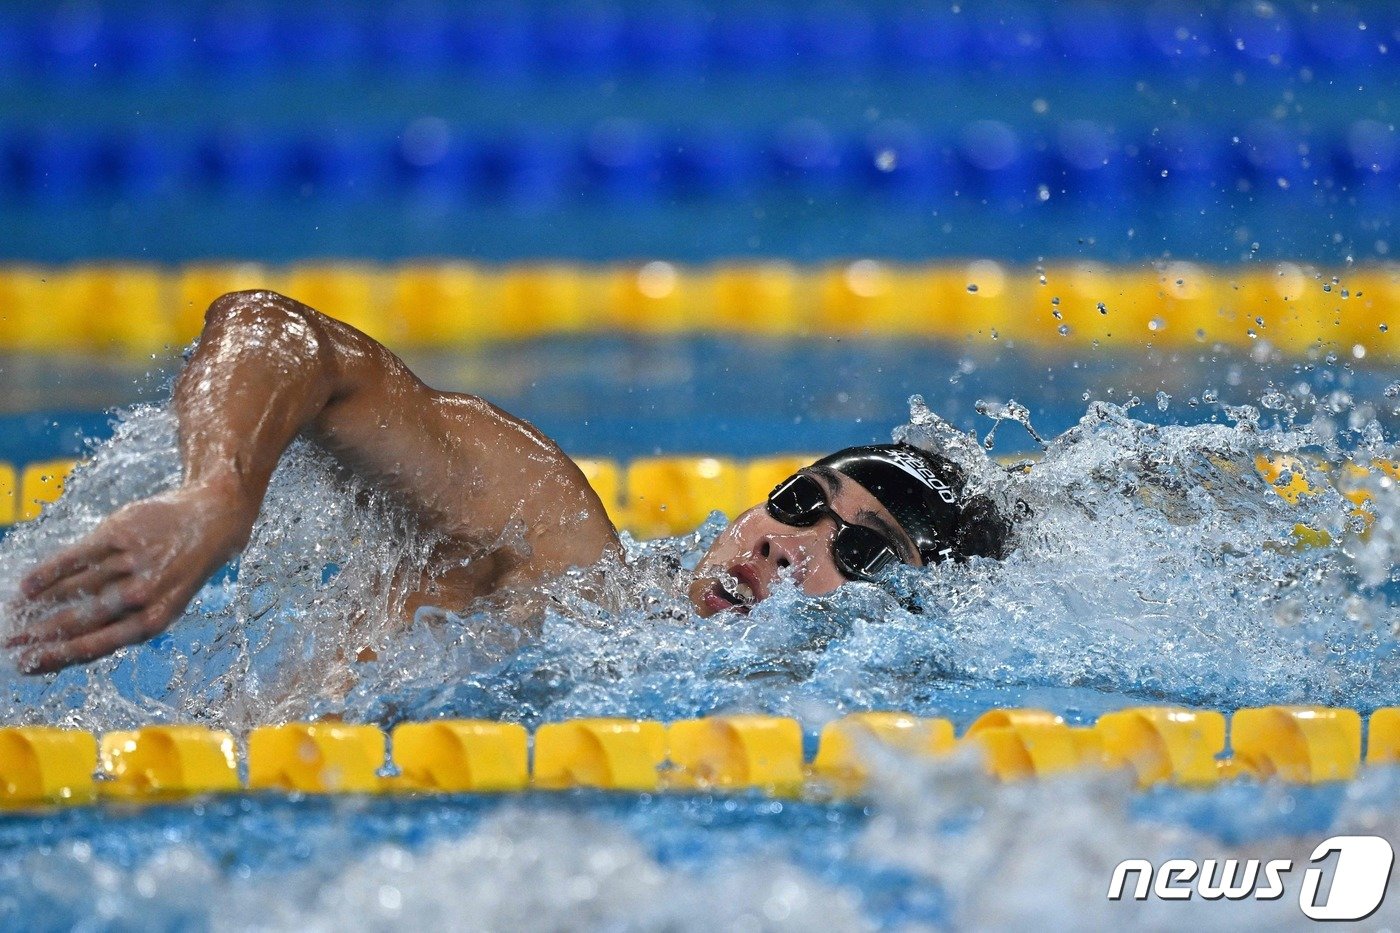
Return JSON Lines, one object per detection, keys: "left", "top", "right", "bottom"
{"left": 812, "top": 444, "right": 1012, "bottom": 564}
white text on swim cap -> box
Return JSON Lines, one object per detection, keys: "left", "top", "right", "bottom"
{"left": 884, "top": 449, "right": 958, "bottom": 504}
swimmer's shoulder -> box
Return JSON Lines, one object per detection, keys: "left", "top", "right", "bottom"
{"left": 427, "top": 392, "right": 622, "bottom": 568}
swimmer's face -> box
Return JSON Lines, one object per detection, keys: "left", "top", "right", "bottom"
{"left": 688, "top": 468, "right": 922, "bottom": 616}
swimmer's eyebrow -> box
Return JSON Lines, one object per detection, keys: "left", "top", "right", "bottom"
{"left": 806, "top": 466, "right": 844, "bottom": 491}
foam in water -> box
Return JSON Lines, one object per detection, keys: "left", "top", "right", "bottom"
{"left": 854, "top": 743, "right": 1400, "bottom": 931}
{"left": 4, "top": 750, "right": 1397, "bottom": 931}
{"left": 0, "top": 805, "right": 871, "bottom": 932}
{"left": 0, "top": 383, "right": 1396, "bottom": 929}
{"left": 0, "top": 389, "right": 1395, "bottom": 730}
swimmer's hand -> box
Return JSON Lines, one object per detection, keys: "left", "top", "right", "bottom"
{"left": 7, "top": 481, "right": 253, "bottom": 674}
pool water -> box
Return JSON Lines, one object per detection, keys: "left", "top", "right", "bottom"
{"left": 2, "top": 752, "right": 1398, "bottom": 929}
{"left": 4, "top": 0, "right": 1400, "bottom": 926}
{"left": 4, "top": 335, "right": 1396, "bottom": 461}
{"left": 0, "top": 345, "right": 1396, "bottom": 929}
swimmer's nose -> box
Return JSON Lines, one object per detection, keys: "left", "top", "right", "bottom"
{"left": 757, "top": 532, "right": 807, "bottom": 582}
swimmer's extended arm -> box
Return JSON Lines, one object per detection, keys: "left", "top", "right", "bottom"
{"left": 11, "top": 290, "right": 620, "bottom": 673}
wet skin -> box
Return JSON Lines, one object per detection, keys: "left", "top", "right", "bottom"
{"left": 7, "top": 292, "right": 915, "bottom": 674}
{"left": 688, "top": 467, "right": 923, "bottom": 616}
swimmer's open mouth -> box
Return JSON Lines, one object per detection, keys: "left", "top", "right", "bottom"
{"left": 702, "top": 565, "right": 761, "bottom": 615}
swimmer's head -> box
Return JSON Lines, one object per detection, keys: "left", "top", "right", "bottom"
{"left": 689, "top": 444, "right": 1013, "bottom": 616}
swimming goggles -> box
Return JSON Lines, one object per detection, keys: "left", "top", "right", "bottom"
{"left": 766, "top": 473, "right": 902, "bottom": 581}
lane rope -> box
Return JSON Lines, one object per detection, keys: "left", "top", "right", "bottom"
{"left": 1, "top": 706, "right": 1396, "bottom": 805}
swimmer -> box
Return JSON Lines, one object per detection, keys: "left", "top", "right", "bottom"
{"left": 7, "top": 291, "right": 1012, "bottom": 674}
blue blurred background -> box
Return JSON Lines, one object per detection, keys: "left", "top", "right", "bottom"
{"left": 2, "top": 1, "right": 1397, "bottom": 263}
{"left": 0, "top": 1, "right": 1395, "bottom": 461}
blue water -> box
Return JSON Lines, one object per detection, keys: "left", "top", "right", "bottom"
{"left": 1, "top": 776, "right": 1391, "bottom": 931}
{"left": 4, "top": 1, "right": 1397, "bottom": 264}
{"left": 2, "top": 337, "right": 1394, "bottom": 463}
{"left": 4, "top": 0, "right": 1399, "bottom": 926}
{"left": 0, "top": 376, "right": 1395, "bottom": 927}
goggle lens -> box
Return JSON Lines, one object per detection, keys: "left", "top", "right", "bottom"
{"left": 765, "top": 474, "right": 901, "bottom": 581}
{"left": 832, "top": 524, "right": 899, "bottom": 579}
{"left": 767, "top": 474, "right": 827, "bottom": 526}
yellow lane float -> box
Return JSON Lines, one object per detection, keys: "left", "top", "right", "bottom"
{"left": 247, "top": 724, "right": 385, "bottom": 794}
{"left": 1229, "top": 706, "right": 1362, "bottom": 783}
{"left": 0, "top": 727, "right": 97, "bottom": 805}
{"left": 99, "top": 726, "right": 239, "bottom": 798}
{"left": 531, "top": 719, "right": 667, "bottom": 791}
{"left": 0, "top": 705, "right": 1396, "bottom": 805}
{"left": 667, "top": 715, "right": 805, "bottom": 794}
{"left": 391, "top": 720, "right": 528, "bottom": 793}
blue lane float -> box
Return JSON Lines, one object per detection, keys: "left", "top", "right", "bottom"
{"left": 2, "top": 3, "right": 1396, "bottom": 83}
{"left": 3, "top": 120, "right": 1397, "bottom": 209}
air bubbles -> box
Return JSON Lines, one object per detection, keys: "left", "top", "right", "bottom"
{"left": 1273, "top": 602, "right": 1303, "bottom": 628}
{"left": 964, "top": 260, "right": 1007, "bottom": 297}
{"left": 377, "top": 885, "right": 403, "bottom": 911}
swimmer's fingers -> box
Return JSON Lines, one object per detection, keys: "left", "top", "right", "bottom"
{"left": 17, "top": 607, "right": 168, "bottom": 675}
{"left": 6, "top": 575, "right": 146, "bottom": 649}
{"left": 15, "top": 580, "right": 196, "bottom": 674}
{"left": 19, "top": 537, "right": 120, "bottom": 601}
{"left": 19, "top": 552, "right": 133, "bottom": 612}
